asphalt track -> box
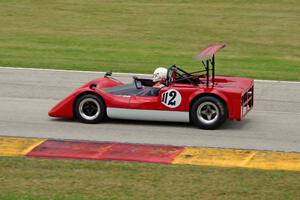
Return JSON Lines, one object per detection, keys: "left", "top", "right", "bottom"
{"left": 0, "top": 67, "right": 299, "bottom": 152}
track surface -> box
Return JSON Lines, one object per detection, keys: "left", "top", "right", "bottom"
{"left": 0, "top": 67, "right": 299, "bottom": 152}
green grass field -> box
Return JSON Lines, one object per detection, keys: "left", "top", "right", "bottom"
{"left": 0, "top": 157, "right": 299, "bottom": 200}
{"left": 0, "top": 0, "right": 299, "bottom": 80}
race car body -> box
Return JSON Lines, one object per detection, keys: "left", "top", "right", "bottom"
{"left": 49, "top": 44, "right": 254, "bottom": 129}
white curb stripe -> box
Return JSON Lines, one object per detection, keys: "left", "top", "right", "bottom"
{"left": 0, "top": 66, "right": 150, "bottom": 76}
{"left": 1, "top": 66, "right": 299, "bottom": 84}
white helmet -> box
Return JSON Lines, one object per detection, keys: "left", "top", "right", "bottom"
{"left": 153, "top": 67, "right": 168, "bottom": 82}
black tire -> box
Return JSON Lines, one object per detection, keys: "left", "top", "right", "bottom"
{"left": 190, "top": 96, "right": 227, "bottom": 130}
{"left": 75, "top": 94, "right": 106, "bottom": 123}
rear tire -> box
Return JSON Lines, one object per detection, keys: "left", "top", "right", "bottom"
{"left": 75, "top": 94, "right": 106, "bottom": 123}
{"left": 190, "top": 96, "right": 227, "bottom": 129}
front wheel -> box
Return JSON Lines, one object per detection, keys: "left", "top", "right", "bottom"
{"left": 75, "top": 94, "right": 106, "bottom": 123}
{"left": 190, "top": 96, "right": 227, "bottom": 130}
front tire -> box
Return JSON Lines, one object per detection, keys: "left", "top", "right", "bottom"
{"left": 190, "top": 96, "right": 227, "bottom": 130}
{"left": 75, "top": 94, "right": 106, "bottom": 123}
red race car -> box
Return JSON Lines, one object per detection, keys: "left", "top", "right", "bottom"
{"left": 49, "top": 44, "right": 254, "bottom": 129}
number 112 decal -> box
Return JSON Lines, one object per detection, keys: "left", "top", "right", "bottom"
{"left": 161, "top": 89, "right": 182, "bottom": 108}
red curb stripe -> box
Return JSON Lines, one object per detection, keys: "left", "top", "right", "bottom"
{"left": 26, "top": 140, "right": 184, "bottom": 164}
{"left": 98, "top": 143, "right": 184, "bottom": 164}
{"left": 27, "top": 140, "right": 112, "bottom": 160}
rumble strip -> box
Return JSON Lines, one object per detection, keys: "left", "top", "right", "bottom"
{"left": 0, "top": 136, "right": 299, "bottom": 171}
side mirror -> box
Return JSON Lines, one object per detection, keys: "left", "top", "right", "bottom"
{"left": 134, "top": 79, "right": 143, "bottom": 89}
{"left": 89, "top": 83, "right": 97, "bottom": 89}
{"left": 104, "top": 71, "right": 112, "bottom": 77}
{"left": 165, "top": 68, "right": 174, "bottom": 86}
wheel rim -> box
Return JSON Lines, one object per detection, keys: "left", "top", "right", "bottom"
{"left": 196, "top": 102, "right": 219, "bottom": 125}
{"left": 79, "top": 98, "right": 100, "bottom": 121}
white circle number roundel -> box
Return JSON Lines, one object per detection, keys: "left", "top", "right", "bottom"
{"left": 161, "top": 89, "right": 182, "bottom": 108}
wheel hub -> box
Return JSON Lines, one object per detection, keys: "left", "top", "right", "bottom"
{"left": 197, "top": 102, "right": 219, "bottom": 124}
{"left": 79, "top": 98, "right": 100, "bottom": 120}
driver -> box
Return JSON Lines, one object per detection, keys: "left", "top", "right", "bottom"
{"left": 152, "top": 67, "right": 168, "bottom": 88}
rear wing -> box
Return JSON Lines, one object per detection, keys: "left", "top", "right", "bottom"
{"left": 194, "top": 44, "right": 226, "bottom": 87}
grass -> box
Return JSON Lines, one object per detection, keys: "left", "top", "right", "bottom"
{"left": 0, "top": 0, "right": 299, "bottom": 81}
{"left": 0, "top": 157, "right": 299, "bottom": 200}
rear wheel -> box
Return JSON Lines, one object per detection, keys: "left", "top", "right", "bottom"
{"left": 190, "top": 96, "right": 227, "bottom": 129}
{"left": 75, "top": 94, "right": 106, "bottom": 123}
